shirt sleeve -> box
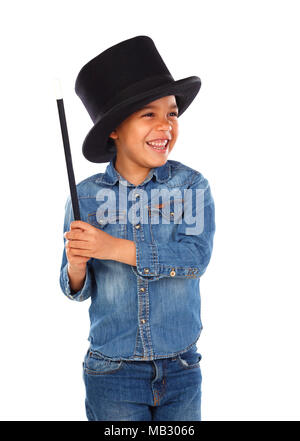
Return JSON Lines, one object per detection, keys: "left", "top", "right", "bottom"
{"left": 133, "top": 172, "right": 216, "bottom": 281}
{"left": 59, "top": 195, "right": 94, "bottom": 301}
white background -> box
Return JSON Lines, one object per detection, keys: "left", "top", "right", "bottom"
{"left": 1, "top": 0, "right": 300, "bottom": 421}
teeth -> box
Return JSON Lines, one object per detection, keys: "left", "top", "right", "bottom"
{"left": 147, "top": 140, "right": 168, "bottom": 148}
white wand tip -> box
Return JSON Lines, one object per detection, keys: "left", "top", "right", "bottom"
{"left": 53, "top": 77, "right": 63, "bottom": 99}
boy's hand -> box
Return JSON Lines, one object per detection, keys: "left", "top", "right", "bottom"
{"left": 64, "top": 220, "right": 117, "bottom": 262}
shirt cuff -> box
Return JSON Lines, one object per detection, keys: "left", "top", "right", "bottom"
{"left": 134, "top": 240, "right": 202, "bottom": 281}
{"left": 60, "top": 262, "right": 92, "bottom": 301}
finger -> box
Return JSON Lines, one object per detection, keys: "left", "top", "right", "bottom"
{"left": 69, "top": 248, "right": 92, "bottom": 258}
{"left": 70, "top": 220, "right": 93, "bottom": 231}
{"left": 67, "top": 253, "right": 90, "bottom": 264}
{"left": 67, "top": 246, "right": 90, "bottom": 258}
{"left": 67, "top": 240, "right": 92, "bottom": 251}
{"left": 65, "top": 230, "right": 90, "bottom": 241}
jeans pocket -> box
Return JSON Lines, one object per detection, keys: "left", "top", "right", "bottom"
{"left": 83, "top": 349, "right": 124, "bottom": 376}
{"left": 177, "top": 345, "right": 202, "bottom": 370}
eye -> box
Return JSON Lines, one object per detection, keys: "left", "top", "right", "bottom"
{"left": 142, "top": 112, "right": 178, "bottom": 117}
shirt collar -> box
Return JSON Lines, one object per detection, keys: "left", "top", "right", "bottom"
{"left": 96, "top": 153, "right": 172, "bottom": 187}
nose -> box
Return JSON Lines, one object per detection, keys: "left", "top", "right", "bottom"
{"left": 156, "top": 118, "right": 172, "bottom": 131}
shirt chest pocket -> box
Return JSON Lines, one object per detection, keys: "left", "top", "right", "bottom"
{"left": 148, "top": 198, "right": 183, "bottom": 243}
{"left": 87, "top": 209, "right": 127, "bottom": 239}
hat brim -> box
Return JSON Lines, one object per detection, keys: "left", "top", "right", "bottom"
{"left": 82, "top": 76, "right": 201, "bottom": 163}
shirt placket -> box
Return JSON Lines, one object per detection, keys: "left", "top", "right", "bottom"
{"left": 132, "top": 188, "right": 154, "bottom": 360}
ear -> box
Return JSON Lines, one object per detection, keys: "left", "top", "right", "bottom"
{"left": 109, "top": 130, "right": 117, "bottom": 139}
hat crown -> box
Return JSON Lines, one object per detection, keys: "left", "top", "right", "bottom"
{"left": 75, "top": 35, "right": 174, "bottom": 122}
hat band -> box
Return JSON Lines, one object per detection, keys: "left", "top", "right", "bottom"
{"left": 102, "top": 73, "right": 174, "bottom": 113}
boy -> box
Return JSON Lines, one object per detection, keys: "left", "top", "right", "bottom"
{"left": 59, "top": 35, "right": 215, "bottom": 421}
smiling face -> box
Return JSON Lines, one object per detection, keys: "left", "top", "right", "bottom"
{"left": 109, "top": 95, "right": 179, "bottom": 184}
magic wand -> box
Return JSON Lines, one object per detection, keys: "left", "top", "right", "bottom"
{"left": 54, "top": 78, "right": 81, "bottom": 221}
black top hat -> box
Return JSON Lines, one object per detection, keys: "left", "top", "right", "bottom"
{"left": 75, "top": 35, "right": 201, "bottom": 163}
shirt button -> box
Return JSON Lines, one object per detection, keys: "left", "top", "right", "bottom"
{"left": 135, "top": 193, "right": 140, "bottom": 198}
{"left": 144, "top": 268, "right": 149, "bottom": 273}
{"left": 170, "top": 269, "right": 176, "bottom": 277}
{"left": 170, "top": 212, "right": 174, "bottom": 217}
{"left": 135, "top": 224, "right": 141, "bottom": 229}
{"left": 140, "top": 287, "right": 145, "bottom": 292}
{"left": 141, "top": 319, "right": 146, "bottom": 324}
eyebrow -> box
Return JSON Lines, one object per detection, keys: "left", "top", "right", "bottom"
{"left": 139, "top": 103, "right": 179, "bottom": 110}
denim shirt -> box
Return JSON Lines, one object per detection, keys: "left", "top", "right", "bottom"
{"left": 59, "top": 154, "right": 216, "bottom": 361}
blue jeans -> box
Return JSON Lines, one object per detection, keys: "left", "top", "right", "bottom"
{"left": 82, "top": 343, "right": 202, "bottom": 421}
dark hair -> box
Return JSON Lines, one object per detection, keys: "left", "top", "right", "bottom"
{"left": 107, "top": 136, "right": 115, "bottom": 148}
{"left": 107, "top": 135, "right": 117, "bottom": 154}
